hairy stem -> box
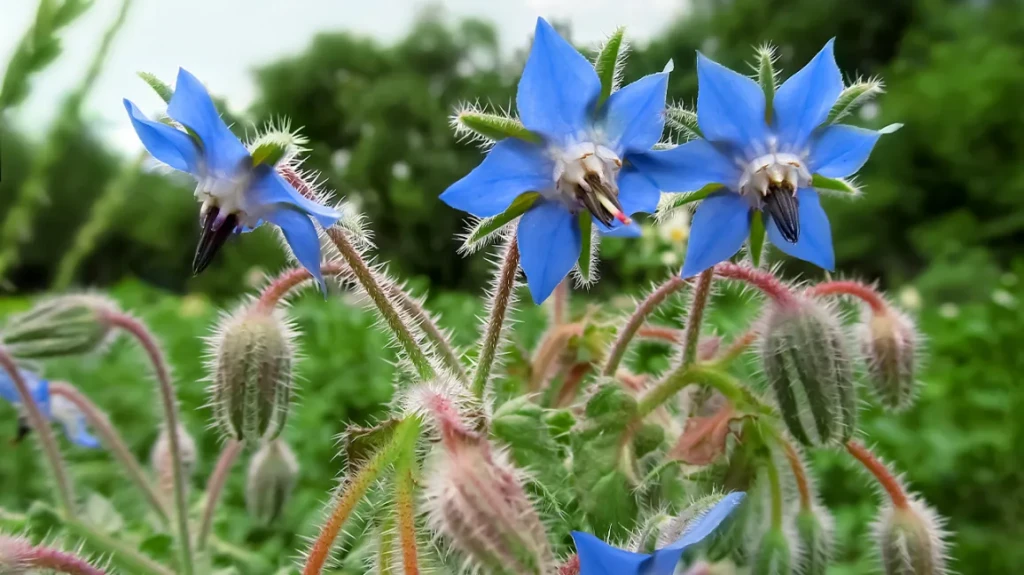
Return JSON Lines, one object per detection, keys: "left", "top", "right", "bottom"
{"left": 0, "top": 535, "right": 107, "bottom": 575}
{"left": 472, "top": 240, "right": 520, "bottom": 398}
{"left": 48, "top": 382, "right": 168, "bottom": 523}
{"left": 638, "top": 365, "right": 770, "bottom": 418}
{"left": 764, "top": 453, "right": 784, "bottom": 528}
{"left": 603, "top": 276, "right": 687, "bottom": 376}
{"left": 0, "top": 348, "right": 75, "bottom": 515}
{"left": 779, "top": 437, "right": 811, "bottom": 510}
{"left": 65, "top": 519, "right": 175, "bottom": 575}
{"left": 196, "top": 439, "right": 243, "bottom": 550}
{"left": 551, "top": 279, "right": 569, "bottom": 326}
{"left": 104, "top": 313, "right": 193, "bottom": 575}
{"left": 713, "top": 328, "right": 759, "bottom": 366}
{"left": 805, "top": 280, "right": 887, "bottom": 313}
{"left": 529, "top": 323, "right": 582, "bottom": 392}
{"left": 845, "top": 440, "right": 908, "bottom": 509}
{"left": 395, "top": 443, "right": 420, "bottom": 575}
{"left": 714, "top": 263, "right": 796, "bottom": 305}
{"left": 682, "top": 269, "right": 714, "bottom": 366}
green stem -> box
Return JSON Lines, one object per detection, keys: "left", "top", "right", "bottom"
{"left": 394, "top": 439, "right": 420, "bottom": 575}
{"left": 682, "top": 269, "right": 714, "bottom": 366}
{"left": 764, "top": 453, "right": 784, "bottom": 528}
{"left": 637, "top": 364, "right": 771, "bottom": 418}
{"left": 472, "top": 240, "right": 520, "bottom": 398}
{"left": 208, "top": 535, "right": 274, "bottom": 572}
{"left": 603, "top": 276, "right": 687, "bottom": 376}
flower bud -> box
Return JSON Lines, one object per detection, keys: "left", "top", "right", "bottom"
{"left": 858, "top": 307, "right": 920, "bottom": 411}
{"left": 209, "top": 307, "right": 296, "bottom": 443}
{"left": 151, "top": 424, "right": 196, "bottom": 500}
{"left": 761, "top": 299, "right": 857, "bottom": 446}
{"left": 876, "top": 498, "right": 949, "bottom": 575}
{"left": 425, "top": 424, "right": 553, "bottom": 574}
{"left": 657, "top": 492, "right": 737, "bottom": 548}
{"left": 751, "top": 528, "right": 791, "bottom": 575}
{"left": 246, "top": 439, "right": 299, "bottom": 524}
{"left": 795, "top": 504, "right": 833, "bottom": 575}
{"left": 0, "top": 295, "right": 116, "bottom": 360}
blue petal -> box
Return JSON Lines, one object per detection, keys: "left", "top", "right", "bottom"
{"left": 265, "top": 208, "right": 328, "bottom": 294}
{"left": 808, "top": 125, "right": 882, "bottom": 178}
{"left": 628, "top": 141, "right": 740, "bottom": 194}
{"left": 681, "top": 192, "right": 751, "bottom": 278}
{"left": 648, "top": 492, "right": 746, "bottom": 575}
{"left": 167, "top": 68, "right": 250, "bottom": 175}
{"left": 597, "top": 220, "right": 642, "bottom": 238}
{"left": 767, "top": 188, "right": 834, "bottom": 270}
{"left": 617, "top": 165, "right": 662, "bottom": 215}
{"left": 571, "top": 531, "right": 649, "bottom": 575}
{"left": 517, "top": 18, "right": 601, "bottom": 142}
{"left": 773, "top": 40, "right": 843, "bottom": 149}
{"left": 440, "top": 139, "right": 552, "bottom": 217}
{"left": 517, "top": 200, "right": 581, "bottom": 304}
{"left": 124, "top": 100, "right": 200, "bottom": 174}
{"left": 0, "top": 369, "right": 51, "bottom": 415}
{"left": 603, "top": 73, "right": 669, "bottom": 154}
{"left": 696, "top": 53, "right": 769, "bottom": 150}
{"left": 51, "top": 396, "right": 101, "bottom": 449}
{"left": 248, "top": 168, "right": 341, "bottom": 229}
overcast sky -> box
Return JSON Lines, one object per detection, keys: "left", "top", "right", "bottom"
{"left": 1, "top": 0, "right": 688, "bottom": 152}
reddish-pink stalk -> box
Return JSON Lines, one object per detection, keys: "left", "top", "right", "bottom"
{"left": 196, "top": 439, "right": 243, "bottom": 549}
{"left": 846, "top": 440, "right": 908, "bottom": 509}
{"left": 805, "top": 280, "right": 888, "bottom": 313}
{"left": 529, "top": 323, "right": 583, "bottom": 392}
{"left": 602, "top": 276, "right": 689, "bottom": 376}
{"left": 681, "top": 269, "right": 715, "bottom": 366}
{"left": 558, "top": 554, "right": 580, "bottom": 575}
{"left": 0, "top": 536, "right": 107, "bottom": 575}
{"left": 255, "top": 263, "right": 346, "bottom": 313}
{"left": 713, "top": 262, "right": 796, "bottom": 305}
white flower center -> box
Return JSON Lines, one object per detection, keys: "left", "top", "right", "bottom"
{"left": 196, "top": 169, "right": 257, "bottom": 229}
{"left": 550, "top": 142, "right": 630, "bottom": 226}
{"left": 737, "top": 152, "right": 811, "bottom": 202}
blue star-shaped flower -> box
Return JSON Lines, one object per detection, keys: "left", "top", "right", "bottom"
{"left": 636, "top": 41, "right": 889, "bottom": 277}
{"left": 571, "top": 492, "right": 745, "bottom": 575}
{"left": 442, "top": 18, "right": 682, "bottom": 303}
{"left": 1, "top": 369, "right": 100, "bottom": 448}
{"left": 124, "top": 68, "right": 340, "bottom": 291}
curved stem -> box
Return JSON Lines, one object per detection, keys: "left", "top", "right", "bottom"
{"left": 48, "top": 382, "right": 168, "bottom": 523}
{"left": 602, "top": 276, "right": 687, "bottom": 376}
{"left": 529, "top": 323, "right": 582, "bottom": 392}
{"left": 779, "top": 436, "right": 811, "bottom": 510}
{"left": 0, "top": 348, "right": 75, "bottom": 516}
{"left": 682, "top": 270, "right": 714, "bottom": 366}
{"left": 845, "top": 440, "right": 908, "bottom": 509}
{"left": 472, "top": 240, "right": 520, "bottom": 398}
{"left": 764, "top": 453, "right": 783, "bottom": 528}
{"left": 713, "top": 263, "right": 796, "bottom": 305}
{"left": 395, "top": 441, "right": 420, "bottom": 575}
{"left": 551, "top": 279, "right": 569, "bottom": 326}
{"left": 805, "top": 280, "right": 887, "bottom": 313}
{"left": 196, "top": 439, "right": 243, "bottom": 550}
{"left": 0, "top": 535, "right": 107, "bottom": 575}
{"left": 104, "top": 313, "right": 193, "bottom": 575}
{"left": 712, "top": 328, "right": 759, "bottom": 366}
{"left": 638, "top": 365, "right": 771, "bottom": 418}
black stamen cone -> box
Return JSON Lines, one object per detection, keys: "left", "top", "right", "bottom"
{"left": 193, "top": 206, "right": 238, "bottom": 275}
{"left": 576, "top": 173, "right": 622, "bottom": 227}
{"left": 764, "top": 189, "right": 800, "bottom": 243}
{"left": 14, "top": 417, "right": 30, "bottom": 444}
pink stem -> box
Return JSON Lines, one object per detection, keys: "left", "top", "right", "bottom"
{"left": 805, "top": 280, "right": 887, "bottom": 313}
{"left": 713, "top": 263, "right": 796, "bottom": 305}
{"left": 0, "top": 536, "right": 107, "bottom": 575}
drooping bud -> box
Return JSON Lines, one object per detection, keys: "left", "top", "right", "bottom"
{"left": 0, "top": 295, "right": 117, "bottom": 360}
{"left": 424, "top": 409, "right": 553, "bottom": 574}
{"left": 761, "top": 299, "right": 857, "bottom": 445}
{"left": 246, "top": 439, "right": 299, "bottom": 524}
{"left": 657, "top": 492, "right": 739, "bottom": 548}
{"left": 151, "top": 424, "right": 197, "bottom": 500}
{"left": 795, "top": 504, "right": 834, "bottom": 575}
{"left": 208, "top": 306, "right": 296, "bottom": 443}
{"left": 858, "top": 306, "right": 920, "bottom": 411}
{"left": 876, "top": 498, "right": 950, "bottom": 575}
{"left": 751, "top": 527, "right": 792, "bottom": 575}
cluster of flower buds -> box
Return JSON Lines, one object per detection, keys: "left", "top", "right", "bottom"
{"left": 0, "top": 295, "right": 117, "bottom": 360}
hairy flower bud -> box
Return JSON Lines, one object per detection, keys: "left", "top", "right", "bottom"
{"left": 0, "top": 295, "right": 116, "bottom": 360}
{"left": 657, "top": 492, "right": 738, "bottom": 548}
{"left": 425, "top": 423, "right": 553, "bottom": 574}
{"left": 795, "top": 504, "right": 834, "bottom": 575}
{"left": 209, "top": 307, "right": 296, "bottom": 443}
{"left": 876, "top": 498, "right": 949, "bottom": 575}
{"left": 246, "top": 439, "right": 299, "bottom": 524}
{"left": 858, "top": 307, "right": 920, "bottom": 410}
{"left": 761, "top": 299, "right": 857, "bottom": 445}
{"left": 751, "top": 528, "right": 792, "bottom": 575}
{"left": 151, "top": 424, "right": 196, "bottom": 499}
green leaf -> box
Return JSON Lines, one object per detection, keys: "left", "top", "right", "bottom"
{"left": 137, "top": 71, "right": 173, "bottom": 103}
{"left": 827, "top": 77, "right": 884, "bottom": 124}
{"left": 755, "top": 45, "right": 778, "bottom": 123}
{"left": 657, "top": 183, "right": 723, "bottom": 217}
{"left": 455, "top": 110, "right": 541, "bottom": 143}
{"left": 139, "top": 534, "right": 174, "bottom": 562}
{"left": 53, "top": 0, "right": 94, "bottom": 28}
{"left": 84, "top": 493, "right": 124, "bottom": 533}
{"left": 343, "top": 419, "right": 398, "bottom": 471}
{"left": 577, "top": 212, "right": 594, "bottom": 283}
{"left": 250, "top": 141, "right": 288, "bottom": 167}
{"left": 594, "top": 27, "right": 627, "bottom": 106}
{"left": 750, "top": 210, "right": 766, "bottom": 267}
{"left": 812, "top": 174, "right": 861, "bottom": 196}
{"left": 461, "top": 192, "right": 541, "bottom": 252}
{"left": 666, "top": 105, "right": 703, "bottom": 140}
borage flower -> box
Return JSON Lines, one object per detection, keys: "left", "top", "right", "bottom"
{"left": 641, "top": 41, "right": 893, "bottom": 277}
{"left": 442, "top": 18, "right": 678, "bottom": 303}
{"left": 571, "top": 492, "right": 745, "bottom": 575}
{"left": 124, "top": 69, "right": 340, "bottom": 291}
{"left": 0, "top": 369, "right": 99, "bottom": 448}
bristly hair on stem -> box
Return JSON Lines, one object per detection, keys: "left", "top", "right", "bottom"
{"left": 603, "top": 276, "right": 688, "bottom": 376}
{"left": 472, "top": 238, "right": 520, "bottom": 399}
{"left": 0, "top": 535, "right": 109, "bottom": 575}
{"left": 681, "top": 269, "right": 715, "bottom": 367}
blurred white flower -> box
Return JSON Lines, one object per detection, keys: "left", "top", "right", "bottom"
{"left": 392, "top": 162, "right": 411, "bottom": 180}
{"left": 660, "top": 251, "right": 680, "bottom": 266}
{"left": 331, "top": 149, "right": 351, "bottom": 173}
{"left": 860, "top": 101, "right": 880, "bottom": 121}
{"left": 658, "top": 210, "right": 691, "bottom": 246}
{"left": 992, "top": 289, "right": 1017, "bottom": 308}
{"left": 898, "top": 286, "right": 922, "bottom": 311}
{"left": 938, "top": 303, "right": 959, "bottom": 319}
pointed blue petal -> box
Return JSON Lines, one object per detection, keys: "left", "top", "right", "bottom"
{"left": 571, "top": 531, "right": 649, "bottom": 575}
{"left": 441, "top": 139, "right": 552, "bottom": 217}
{"left": 265, "top": 208, "right": 328, "bottom": 295}
{"left": 517, "top": 18, "right": 601, "bottom": 142}
{"left": 628, "top": 142, "right": 739, "bottom": 194}
{"left": 681, "top": 192, "right": 751, "bottom": 278}
{"left": 0, "top": 369, "right": 50, "bottom": 415}
{"left": 51, "top": 396, "right": 101, "bottom": 449}
{"left": 167, "top": 68, "right": 250, "bottom": 175}
{"left": 248, "top": 168, "right": 341, "bottom": 229}
{"left": 696, "top": 53, "right": 769, "bottom": 150}
{"left": 617, "top": 165, "right": 662, "bottom": 216}
{"left": 124, "top": 99, "right": 199, "bottom": 174}
{"left": 603, "top": 72, "right": 669, "bottom": 154}
{"left": 808, "top": 125, "right": 881, "bottom": 178}
{"left": 767, "top": 188, "right": 834, "bottom": 270}
{"left": 648, "top": 492, "right": 746, "bottom": 575}
{"left": 517, "top": 200, "right": 580, "bottom": 304}
{"left": 773, "top": 40, "right": 843, "bottom": 149}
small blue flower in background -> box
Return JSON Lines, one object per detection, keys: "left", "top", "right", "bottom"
{"left": 637, "top": 41, "right": 891, "bottom": 278}
{"left": 124, "top": 69, "right": 340, "bottom": 291}
{"left": 442, "top": 18, "right": 680, "bottom": 303}
{"left": 571, "top": 492, "right": 744, "bottom": 575}
{"left": 0, "top": 369, "right": 100, "bottom": 448}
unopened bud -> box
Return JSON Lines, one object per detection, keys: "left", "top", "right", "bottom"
{"left": 151, "top": 424, "right": 196, "bottom": 499}
{"left": 209, "top": 307, "right": 296, "bottom": 443}
{"left": 751, "top": 528, "right": 791, "bottom": 575}
{"left": 0, "top": 295, "right": 117, "bottom": 359}
{"left": 657, "top": 492, "right": 737, "bottom": 548}
{"left": 246, "top": 439, "right": 299, "bottom": 524}
{"left": 761, "top": 299, "right": 857, "bottom": 445}
{"left": 0, "top": 534, "right": 30, "bottom": 574}
{"left": 876, "top": 498, "right": 949, "bottom": 575}
{"left": 425, "top": 425, "right": 553, "bottom": 574}
{"left": 858, "top": 307, "right": 920, "bottom": 410}
{"left": 795, "top": 504, "right": 833, "bottom": 575}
